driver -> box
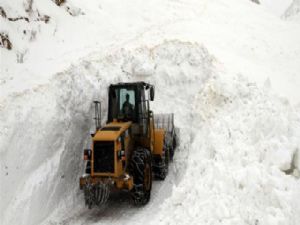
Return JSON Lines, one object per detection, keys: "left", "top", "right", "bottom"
{"left": 122, "top": 94, "right": 134, "bottom": 118}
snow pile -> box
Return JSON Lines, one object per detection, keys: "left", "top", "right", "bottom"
{"left": 156, "top": 75, "right": 300, "bottom": 225}
{"left": 0, "top": 68, "right": 96, "bottom": 225}
{"left": 284, "top": 0, "right": 300, "bottom": 20}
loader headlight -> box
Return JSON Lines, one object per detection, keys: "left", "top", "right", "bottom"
{"left": 117, "top": 150, "right": 125, "bottom": 160}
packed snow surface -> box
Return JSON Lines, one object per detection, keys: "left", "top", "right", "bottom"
{"left": 1, "top": 0, "right": 300, "bottom": 225}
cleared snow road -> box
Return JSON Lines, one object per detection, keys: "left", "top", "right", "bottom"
{"left": 48, "top": 162, "right": 178, "bottom": 225}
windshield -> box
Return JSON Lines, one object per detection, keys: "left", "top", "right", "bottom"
{"left": 111, "top": 87, "right": 136, "bottom": 121}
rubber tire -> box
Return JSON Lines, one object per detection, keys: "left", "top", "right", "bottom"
{"left": 129, "top": 148, "right": 152, "bottom": 206}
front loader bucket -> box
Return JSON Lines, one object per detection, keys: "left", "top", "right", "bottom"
{"left": 82, "top": 177, "right": 110, "bottom": 209}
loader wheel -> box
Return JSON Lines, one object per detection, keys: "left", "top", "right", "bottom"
{"left": 129, "top": 148, "right": 152, "bottom": 206}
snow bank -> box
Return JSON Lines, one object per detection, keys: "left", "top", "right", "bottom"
{"left": 156, "top": 74, "right": 300, "bottom": 225}
{"left": 0, "top": 67, "right": 96, "bottom": 225}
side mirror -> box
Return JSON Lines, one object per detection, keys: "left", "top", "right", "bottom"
{"left": 83, "top": 149, "right": 91, "bottom": 160}
{"left": 150, "top": 86, "right": 155, "bottom": 101}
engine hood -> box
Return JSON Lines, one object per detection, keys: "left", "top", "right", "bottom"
{"left": 93, "top": 121, "right": 132, "bottom": 141}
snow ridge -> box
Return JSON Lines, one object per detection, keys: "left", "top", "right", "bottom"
{"left": 156, "top": 74, "right": 300, "bottom": 225}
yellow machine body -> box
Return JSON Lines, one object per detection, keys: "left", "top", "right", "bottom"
{"left": 80, "top": 120, "right": 165, "bottom": 191}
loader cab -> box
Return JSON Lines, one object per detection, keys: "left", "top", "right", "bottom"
{"left": 108, "top": 82, "right": 154, "bottom": 134}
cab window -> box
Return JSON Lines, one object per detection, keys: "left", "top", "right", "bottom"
{"left": 111, "top": 87, "right": 136, "bottom": 121}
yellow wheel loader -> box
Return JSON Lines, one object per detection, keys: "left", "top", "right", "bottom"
{"left": 79, "top": 82, "right": 176, "bottom": 208}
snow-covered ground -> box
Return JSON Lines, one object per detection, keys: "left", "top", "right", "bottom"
{"left": 1, "top": 0, "right": 300, "bottom": 225}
